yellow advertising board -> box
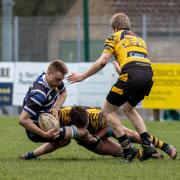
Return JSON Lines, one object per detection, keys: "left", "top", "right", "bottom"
{"left": 142, "top": 63, "right": 180, "bottom": 109}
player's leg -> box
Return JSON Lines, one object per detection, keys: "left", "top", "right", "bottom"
{"left": 148, "top": 135, "right": 177, "bottom": 159}
{"left": 121, "top": 66, "right": 159, "bottom": 160}
{"left": 106, "top": 127, "right": 163, "bottom": 159}
{"left": 122, "top": 126, "right": 141, "bottom": 143}
{"left": 20, "top": 126, "right": 72, "bottom": 160}
{"left": 94, "top": 138, "right": 146, "bottom": 159}
{"left": 94, "top": 137, "right": 123, "bottom": 157}
{"left": 77, "top": 137, "right": 145, "bottom": 160}
{"left": 122, "top": 102, "right": 157, "bottom": 160}
{"left": 123, "top": 126, "right": 177, "bottom": 159}
{"left": 20, "top": 140, "right": 71, "bottom": 160}
{"left": 102, "top": 100, "right": 138, "bottom": 162}
{"left": 20, "top": 126, "right": 88, "bottom": 160}
{"left": 122, "top": 126, "right": 163, "bottom": 159}
{"left": 123, "top": 103, "right": 147, "bottom": 134}
{"left": 76, "top": 137, "right": 122, "bottom": 157}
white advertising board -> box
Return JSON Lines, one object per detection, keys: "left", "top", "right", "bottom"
{"left": 13, "top": 62, "right": 79, "bottom": 106}
{"left": 0, "top": 62, "right": 14, "bottom": 82}
{"left": 12, "top": 62, "right": 118, "bottom": 107}
{"left": 13, "top": 62, "right": 48, "bottom": 105}
{"left": 76, "top": 63, "right": 117, "bottom": 106}
{"left": 63, "top": 63, "right": 78, "bottom": 106}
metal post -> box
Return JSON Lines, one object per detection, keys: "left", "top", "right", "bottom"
{"left": 2, "top": 0, "right": 13, "bottom": 62}
{"left": 76, "top": 16, "right": 81, "bottom": 62}
{"left": 142, "top": 14, "right": 147, "bottom": 41}
{"left": 153, "top": 109, "right": 160, "bottom": 121}
{"left": 83, "top": 0, "right": 90, "bottom": 62}
{"left": 14, "top": 16, "right": 19, "bottom": 62}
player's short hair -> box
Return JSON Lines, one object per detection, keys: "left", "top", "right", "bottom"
{"left": 70, "top": 106, "right": 89, "bottom": 128}
{"left": 48, "top": 59, "right": 68, "bottom": 74}
{"left": 110, "top": 13, "right": 131, "bottom": 31}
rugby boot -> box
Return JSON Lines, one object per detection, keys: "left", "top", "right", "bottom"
{"left": 136, "top": 149, "right": 164, "bottom": 160}
{"left": 123, "top": 145, "right": 139, "bottom": 162}
{"left": 139, "top": 143, "right": 158, "bottom": 161}
{"left": 151, "top": 151, "right": 164, "bottom": 159}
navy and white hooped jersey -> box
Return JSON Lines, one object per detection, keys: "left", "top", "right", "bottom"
{"left": 23, "top": 73, "right": 65, "bottom": 123}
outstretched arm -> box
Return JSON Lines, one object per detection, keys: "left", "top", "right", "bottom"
{"left": 67, "top": 53, "right": 112, "bottom": 83}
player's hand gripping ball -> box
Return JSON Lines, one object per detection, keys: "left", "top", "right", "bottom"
{"left": 38, "top": 113, "right": 60, "bottom": 132}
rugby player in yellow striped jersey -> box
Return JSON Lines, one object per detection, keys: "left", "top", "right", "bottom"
{"left": 67, "top": 106, "right": 177, "bottom": 159}
{"left": 21, "top": 106, "right": 176, "bottom": 160}
{"left": 67, "top": 13, "right": 157, "bottom": 161}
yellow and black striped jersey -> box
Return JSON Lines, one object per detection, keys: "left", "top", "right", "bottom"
{"left": 59, "top": 106, "right": 107, "bottom": 130}
{"left": 103, "top": 30, "right": 151, "bottom": 70}
{"left": 87, "top": 108, "right": 107, "bottom": 131}
{"left": 59, "top": 106, "right": 72, "bottom": 126}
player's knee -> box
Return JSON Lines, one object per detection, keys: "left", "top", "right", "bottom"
{"left": 122, "top": 104, "right": 133, "bottom": 115}
{"left": 52, "top": 139, "right": 71, "bottom": 148}
{"left": 106, "top": 127, "right": 114, "bottom": 137}
{"left": 77, "top": 139, "right": 100, "bottom": 151}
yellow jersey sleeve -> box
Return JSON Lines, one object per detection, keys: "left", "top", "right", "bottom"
{"left": 59, "top": 106, "right": 72, "bottom": 125}
{"left": 88, "top": 108, "right": 107, "bottom": 129}
{"left": 103, "top": 34, "right": 115, "bottom": 55}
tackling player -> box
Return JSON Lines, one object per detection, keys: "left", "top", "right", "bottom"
{"left": 67, "top": 106, "right": 177, "bottom": 160}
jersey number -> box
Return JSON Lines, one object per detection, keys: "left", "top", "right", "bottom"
{"left": 122, "top": 35, "right": 146, "bottom": 49}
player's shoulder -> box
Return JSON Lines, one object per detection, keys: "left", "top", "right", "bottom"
{"left": 29, "top": 80, "right": 48, "bottom": 103}
{"left": 60, "top": 106, "right": 72, "bottom": 112}
{"left": 105, "top": 31, "right": 122, "bottom": 42}
{"left": 33, "top": 73, "right": 52, "bottom": 93}
{"left": 87, "top": 106, "right": 101, "bottom": 113}
{"left": 32, "top": 82, "right": 47, "bottom": 97}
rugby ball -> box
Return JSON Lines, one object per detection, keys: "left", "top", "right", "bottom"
{"left": 38, "top": 113, "right": 60, "bottom": 132}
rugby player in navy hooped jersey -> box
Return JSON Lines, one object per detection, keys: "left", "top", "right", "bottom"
{"left": 19, "top": 60, "right": 89, "bottom": 160}
{"left": 67, "top": 13, "right": 160, "bottom": 161}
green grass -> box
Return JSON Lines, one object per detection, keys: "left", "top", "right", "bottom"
{"left": 0, "top": 116, "right": 180, "bottom": 180}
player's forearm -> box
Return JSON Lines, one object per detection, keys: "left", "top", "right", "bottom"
{"left": 19, "top": 117, "right": 46, "bottom": 137}
{"left": 53, "top": 90, "right": 67, "bottom": 109}
{"left": 82, "top": 53, "right": 111, "bottom": 80}
{"left": 82, "top": 59, "right": 105, "bottom": 80}
{"left": 63, "top": 126, "right": 89, "bottom": 140}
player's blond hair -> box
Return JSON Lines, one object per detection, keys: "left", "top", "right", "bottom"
{"left": 110, "top": 13, "right": 131, "bottom": 31}
{"left": 48, "top": 59, "right": 68, "bottom": 74}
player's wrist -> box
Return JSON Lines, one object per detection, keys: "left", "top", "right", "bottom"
{"left": 40, "top": 129, "right": 48, "bottom": 138}
{"left": 81, "top": 73, "right": 87, "bottom": 80}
